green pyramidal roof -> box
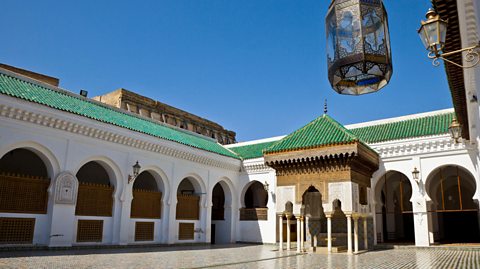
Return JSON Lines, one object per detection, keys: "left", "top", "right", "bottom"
{"left": 0, "top": 72, "right": 240, "bottom": 159}
{"left": 265, "top": 114, "right": 363, "bottom": 154}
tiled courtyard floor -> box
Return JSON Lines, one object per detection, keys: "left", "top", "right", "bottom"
{"left": 1, "top": 244, "right": 480, "bottom": 269}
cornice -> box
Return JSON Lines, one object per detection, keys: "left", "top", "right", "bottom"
{"left": 369, "top": 135, "right": 469, "bottom": 159}
{"left": 242, "top": 161, "right": 274, "bottom": 174}
{"left": 0, "top": 103, "right": 241, "bottom": 172}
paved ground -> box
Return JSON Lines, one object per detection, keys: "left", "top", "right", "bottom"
{"left": 1, "top": 244, "right": 480, "bottom": 269}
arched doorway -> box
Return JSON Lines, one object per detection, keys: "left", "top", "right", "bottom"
{"left": 176, "top": 177, "right": 201, "bottom": 241}
{"left": 211, "top": 181, "right": 233, "bottom": 244}
{"left": 75, "top": 161, "right": 115, "bottom": 243}
{"left": 131, "top": 171, "right": 162, "bottom": 242}
{"left": 0, "top": 148, "right": 51, "bottom": 244}
{"left": 240, "top": 181, "right": 268, "bottom": 221}
{"left": 426, "top": 165, "right": 479, "bottom": 243}
{"left": 375, "top": 171, "right": 414, "bottom": 243}
{"left": 302, "top": 186, "right": 325, "bottom": 248}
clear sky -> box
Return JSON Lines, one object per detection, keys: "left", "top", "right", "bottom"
{"left": 1, "top": 1, "right": 452, "bottom": 142}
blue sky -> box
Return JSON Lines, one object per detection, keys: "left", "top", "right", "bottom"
{"left": 1, "top": 1, "right": 451, "bottom": 142}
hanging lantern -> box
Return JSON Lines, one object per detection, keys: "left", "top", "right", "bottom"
{"left": 326, "top": 0, "right": 393, "bottom": 95}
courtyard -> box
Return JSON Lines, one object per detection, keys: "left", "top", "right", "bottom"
{"left": 1, "top": 244, "right": 479, "bottom": 269}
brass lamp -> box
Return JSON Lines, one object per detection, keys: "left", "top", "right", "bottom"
{"left": 448, "top": 117, "right": 462, "bottom": 143}
{"left": 128, "top": 161, "right": 141, "bottom": 184}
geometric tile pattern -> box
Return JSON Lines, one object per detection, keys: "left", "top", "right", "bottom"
{"left": 1, "top": 245, "right": 480, "bottom": 269}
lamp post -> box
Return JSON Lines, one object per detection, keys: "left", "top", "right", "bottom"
{"left": 418, "top": 8, "right": 480, "bottom": 68}
{"left": 448, "top": 117, "right": 462, "bottom": 143}
{"left": 128, "top": 161, "right": 141, "bottom": 184}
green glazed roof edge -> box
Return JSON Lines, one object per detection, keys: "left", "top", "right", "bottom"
{"left": 0, "top": 72, "right": 240, "bottom": 160}
{"left": 228, "top": 140, "right": 280, "bottom": 160}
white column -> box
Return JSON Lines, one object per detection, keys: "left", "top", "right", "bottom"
{"left": 286, "top": 214, "right": 291, "bottom": 250}
{"left": 327, "top": 214, "right": 332, "bottom": 253}
{"left": 296, "top": 217, "right": 301, "bottom": 253}
{"left": 354, "top": 217, "right": 359, "bottom": 253}
{"left": 363, "top": 217, "right": 368, "bottom": 250}
{"left": 300, "top": 216, "right": 305, "bottom": 252}
{"left": 347, "top": 214, "right": 352, "bottom": 254}
{"left": 278, "top": 214, "right": 283, "bottom": 251}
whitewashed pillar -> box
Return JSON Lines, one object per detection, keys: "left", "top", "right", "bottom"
{"left": 296, "top": 216, "right": 301, "bottom": 253}
{"left": 354, "top": 216, "right": 359, "bottom": 253}
{"left": 363, "top": 217, "right": 368, "bottom": 250}
{"left": 327, "top": 214, "right": 332, "bottom": 253}
{"left": 286, "top": 214, "right": 291, "bottom": 250}
{"left": 300, "top": 216, "right": 305, "bottom": 252}
{"left": 278, "top": 214, "right": 283, "bottom": 251}
{"left": 347, "top": 214, "right": 353, "bottom": 254}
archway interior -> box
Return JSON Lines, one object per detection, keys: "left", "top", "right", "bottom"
{"left": 240, "top": 181, "right": 268, "bottom": 221}
{"left": 0, "top": 148, "right": 50, "bottom": 215}
{"left": 302, "top": 186, "right": 325, "bottom": 247}
{"left": 244, "top": 181, "right": 268, "bottom": 208}
{"left": 212, "top": 183, "right": 225, "bottom": 220}
{"left": 131, "top": 171, "right": 161, "bottom": 219}
{"left": 176, "top": 178, "right": 200, "bottom": 220}
{"left": 377, "top": 171, "right": 414, "bottom": 243}
{"left": 427, "top": 166, "right": 479, "bottom": 243}
{"left": 75, "top": 161, "right": 114, "bottom": 217}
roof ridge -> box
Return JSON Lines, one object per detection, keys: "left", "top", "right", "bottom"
{"left": 323, "top": 114, "right": 360, "bottom": 141}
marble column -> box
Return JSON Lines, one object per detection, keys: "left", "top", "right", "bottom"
{"left": 327, "top": 214, "right": 332, "bottom": 253}
{"left": 278, "top": 214, "right": 283, "bottom": 251}
{"left": 286, "top": 214, "right": 291, "bottom": 250}
{"left": 296, "top": 216, "right": 301, "bottom": 253}
{"left": 300, "top": 216, "right": 305, "bottom": 252}
{"left": 354, "top": 216, "right": 359, "bottom": 253}
{"left": 363, "top": 217, "right": 368, "bottom": 250}
{"left": 347, "top": 214, "right": 352, "bottom": 254}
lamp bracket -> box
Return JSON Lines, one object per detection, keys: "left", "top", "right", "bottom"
{"left": 428, "top": 42, "right": 480, "bottom": 69}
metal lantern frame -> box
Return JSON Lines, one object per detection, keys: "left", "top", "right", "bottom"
{"left": 326, "top": 0, "right": 393, "bottom": 95}
{"left": 418, "top": 8, "right": 480, "bottom": 69}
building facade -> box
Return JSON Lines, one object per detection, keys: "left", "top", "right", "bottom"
{"left": 0, "top": 0, "right": 479, "bottom": 253}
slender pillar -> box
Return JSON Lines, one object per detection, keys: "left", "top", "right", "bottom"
{"left": 363, "top": 217, "right": 368, "bottom": 250}
{"left": 300, "top": 216, "right": 305, "bottom": 252}
{"left": 327, "top": 214, "right": 332, "bottom": 253}
{"left": 296, "top": 217, "right": 301, "bottom": 253}
{"left": 278, "top": 214, "right": 283, "bottom": 251}
{"left": 354, "top": 217, "right": 359, "bottom": 253}
{"left": 286, "top": 214, "right": 291, "bottom": 250}
{"left": 347, "top": 214, "right": 352, "bottom": 254}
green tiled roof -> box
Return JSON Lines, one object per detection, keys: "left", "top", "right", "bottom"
{"left": 349, "top": 112, "right": 454, "bottom": 143}
{"left": 265, "top": 114, "right": 362, "bottom": 154}
{"left": 0, "top": 73, "right": 240, "bottom": 159}
{"left": 228, "top": 140, "right": 280, "bottom": 160}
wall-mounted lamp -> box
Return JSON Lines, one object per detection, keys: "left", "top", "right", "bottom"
{"left": 263, "top": 181, "right": 269, "bottom": 192}
{"left": 418, "top": 8, "right": 480, "bottom": 69}
{"left": 127, "top": 161, "right": 141, "bottom": 184}
{"left": 448, "top": 117, "right": 462, "bottom": 143}
{"left": 412, "top": 167, "right": 420, "bottom": 185}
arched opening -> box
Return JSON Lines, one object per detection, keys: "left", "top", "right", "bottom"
{"left": 330, "top": 199, "right": 348, "bottom": 247}
{"left": 176, "top": 177, "right": 201, "bottom": 241}
{"left": 211, "top": 181, "right": 233, "bottom": 244}
{"left": 302, "top": 186, "right": 325, "bottom": 248}
{"left": 375, "top": 171, "right": 414, "bottom": 243}
{"left": 131, "top": 171, "right": 162, "bottom": 242}
{"left": 240, "top": 181, "right": 268, "bottom": 221}
{"left": 426, "top": 165, "right": 479, "bottom": 243}
{"left": 75, "top": 161, "right": 115, "bottom": 243}
{"left": 0, "top": 148, "right": 51, "bottom": 244}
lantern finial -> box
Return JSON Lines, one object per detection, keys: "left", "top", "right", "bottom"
{"left": 324, "top": 99, "right": 328, "bottom": 115}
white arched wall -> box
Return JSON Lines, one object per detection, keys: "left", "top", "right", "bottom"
{"left": 237, "top": 170, "right": 277, "bottom": 244}
{"left": 0, "top": 141, "right": 61, "bottom": 246}
{"left": 210, "top": 176, "right": 236, "bottom": 244}
{"left": 72, "top": 156, "right": 124, "bottom": 245}
{"left": 127, "top": 166, "right": 170, "bottom": 244}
